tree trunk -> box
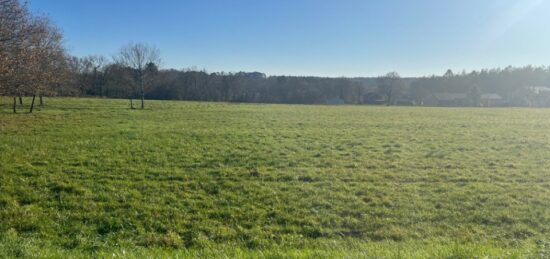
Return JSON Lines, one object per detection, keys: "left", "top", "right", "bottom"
{"left": 140, "top": 81, "right": 145, "bottom": 109}
{"left": 129, "top": 98, "right": 134, "bottom": 109}
{"left": 39, "top": 95, "right": 43, "bottom": 106}
{"left": 29, "top": 95, "right": 36, "bottom": 113}
{"left": 13, "top": 97, "right": 16, "bottom": 113}
{"left": 18, "top": 96, "right": 23, "bottom": 105}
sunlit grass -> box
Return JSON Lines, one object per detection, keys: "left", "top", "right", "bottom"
{"left": 0, "top": 97, "right": 549, "bottom": 257}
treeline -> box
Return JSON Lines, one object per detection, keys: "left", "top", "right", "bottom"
{"left": 414, "top": 67, "right": 550, "bottom": 95}
{"left": 69, "top": 57, "right": 550, "bottom": 107}
{"left": 67, "top": 48, "right": 550, "bottom": 108}
{"left": 410, "top": 67, "right": 550, "bottom": 107}
{"left": 75, "top": 66, "right": 362, "bottom": 104}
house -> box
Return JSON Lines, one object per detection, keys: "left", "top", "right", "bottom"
{"left": 361, "top": 92, "right": 386, "bottom": 105}
{"left": 528, "top": 86, "right": 550, "bottom": 95}
{"left": 394, "top": 98, "right": 416, "bottom": 106}
{"left": 326, "top": 97, "right": 345, "bottom": 105}
{"left": 422, "top": 93, "right": 469, "bottom": 107}
{"left": 526, "top": 86, "right": 550, "bottom": 107}
{"left": 480, "top": 93, "right": 504, "bottom": 107}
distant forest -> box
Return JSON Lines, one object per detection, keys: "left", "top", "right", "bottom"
{"left": 70, "top": 63, "right": 550, "bottom": 107}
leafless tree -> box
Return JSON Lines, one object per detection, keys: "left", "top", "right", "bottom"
{"left": 26, "top": 18, "right": 66, "bottom": 112}
{"left": 0, "top": 0, "right": 31, "bottom": 111}
{"left": 0, "top": 0, "right": 66, "bottom": 113}
{"left": 377, "top": 72, "right": 403, "bottom": 105}
{"left": 81, "top": 55, "right": 108, "bottom": 97}
{"left": 114, "top": 42, "right": 161, "bottom": 109}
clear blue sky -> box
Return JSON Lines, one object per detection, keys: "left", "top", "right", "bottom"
{"left": 29, "top": 0, "right": 550, "bottom": 77}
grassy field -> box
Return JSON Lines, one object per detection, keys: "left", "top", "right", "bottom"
{"left": 0, "top": 97, "right": 549, "bottom": 258}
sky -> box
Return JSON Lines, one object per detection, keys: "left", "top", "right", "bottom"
{"left": 28, "top": 0, "right": 550, "bottom": 77}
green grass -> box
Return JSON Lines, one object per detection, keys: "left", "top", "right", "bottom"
{"left": 0, "top": 97, "right": 549, "bottom": 258}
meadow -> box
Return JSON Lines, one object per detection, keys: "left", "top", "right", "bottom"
{"left": 0, "top": 97, "right": 549, "bottom": 258}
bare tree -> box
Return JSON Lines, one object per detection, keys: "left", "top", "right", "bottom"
{"left": 115, "top": 42, "right": 161, "bottom": 109}
{"left": 80, "top": 55, "right": 108, "bottom": 97}
{"left": 103, "top": 63, "right": 135, "bottom": 103}
{"left": 377, "top": 72, "right": 403, "bottom": 105}
{"left": 0, "top": 0, "right": 31, "bottom": 112}
{"left": 0, "top": 0, "right": 66, "bottom": 113}
{"left": 26, "top": 18, "right": 66, "bottom": 112}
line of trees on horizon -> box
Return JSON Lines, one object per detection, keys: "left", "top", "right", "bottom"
{"left": 409, "top": 67, "right": 550, "bottom": 107}
{"left": 53, "top": 62, "right": 550, "bottom": 108}
{"left": 4, "top": 0, "right": 550, "bottom": 113}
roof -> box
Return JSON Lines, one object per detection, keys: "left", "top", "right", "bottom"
{"left": 326, "top": 97, "right": 345, "bottom": 105}
{"left": 528, "top": 86, "right": 550, "bottom": 94}
{"left": 433, "top": 93, "right": 468, "bottom": 101}
{"left": 480, "top": 93, "right": 503, "bottom": 100}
